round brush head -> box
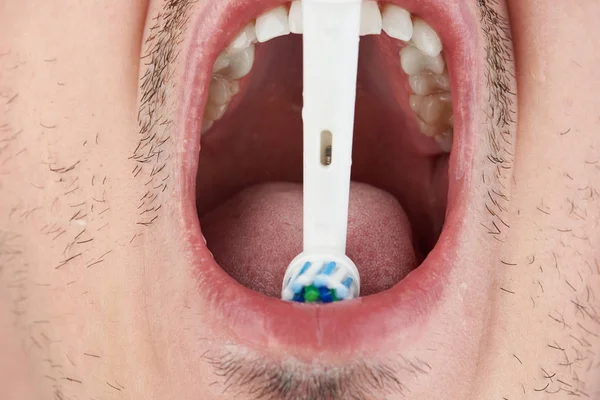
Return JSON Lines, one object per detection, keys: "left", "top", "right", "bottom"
{"left": 281, "top": 251, "right": 360, "bottom": 303}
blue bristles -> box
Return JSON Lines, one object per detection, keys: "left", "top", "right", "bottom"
{"left": 290, "top": 261, "right": 312, "bottom": 294}
{"left": 313, "top": 261, "right": 337, "bottom": 288}
{"left": 283, "top": 260, "right": 357, "bottom": 302}
{"left": 298, "top": 261, "right": 312, "bottom": 276}
{"left": 292, "top": 292, "right": 305, "bottom": 303}
{"left": 331, "top": 276, "right": 353, "bottom": 300}
{"left": 341, "top": 276, "right": 353, "bottom": 288}
{"left": 319, "top": 286, "right": 334, "bottom": 303}
{"left": 323, "top": 262, "right": 337, "bottom": 274}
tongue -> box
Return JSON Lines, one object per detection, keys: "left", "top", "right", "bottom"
{"left": 201, "top": 182, "right": 418, "bottom": 298}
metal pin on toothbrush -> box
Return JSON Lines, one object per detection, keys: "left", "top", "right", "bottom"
{"left": 281, "top": 0, "right": 362, "bottom": 303}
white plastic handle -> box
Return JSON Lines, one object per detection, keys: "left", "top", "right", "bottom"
{"left": 302, "top": 0, "right": 362, "bottom": 254}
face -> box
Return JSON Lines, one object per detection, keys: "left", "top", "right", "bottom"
{"left": 1, "top": 1, "right": 599, "bottom": 399}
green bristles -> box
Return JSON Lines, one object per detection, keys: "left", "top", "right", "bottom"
{"left": 304, "top": 285, "right": 320, "bottom": 303}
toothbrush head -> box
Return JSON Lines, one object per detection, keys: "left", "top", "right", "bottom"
{"left": 281, "top": 251, "right": 360, "bottom": 303}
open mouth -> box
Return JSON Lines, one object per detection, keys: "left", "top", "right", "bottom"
{"left": 198, "top": 2, "right": 453, "bottom": 298}
{"left": 180, "top": 0, "right": 483, "bottom": 354}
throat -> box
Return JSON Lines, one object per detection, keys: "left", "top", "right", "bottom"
{"left": 201, "top": 182, "right": 418, "bottom": 298}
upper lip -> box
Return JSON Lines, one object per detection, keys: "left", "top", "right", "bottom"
{"left": 176, "top": 0, "right": 484, "bottom": 358}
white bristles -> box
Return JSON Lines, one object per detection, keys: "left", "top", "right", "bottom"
{"left": 293, "top": 262, "right": 321, "bottom": 289}
{"left": 282, "top": 252, "right": 360, "bottom": 302}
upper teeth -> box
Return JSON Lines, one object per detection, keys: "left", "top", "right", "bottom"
{"left": 360, "top": 1, "right": 383, "bottom": 36}
{"left": 289, "top": 1, "right": 303, "bottom": 34}
{"left": 409, "top": 71, "right": 450, "bottom": 96}
{"left": 202, "top": 2, "right": 453, "bottom": 153}
{"left": 256, "top": 5, "right": 291, "bottom": 42}
{"left": 224, "top": 46, "right": 255, "bottom": 80}
{"left": 381, "top": 4, "right": 413, "bottom": 41}
{"left": 411, "top": 18, "right": 442, "bottom": 57}
{"left": 208, "top": 77, "right": 239, "bottom": 106}
{"left": 400, "top": 46, "right": 445, "bottom": 75}
{"left": 227, "top": 22, "right": 257, "bottom": 52}
{"left": 409, "top": 93, "right": 452, "bottom": 125}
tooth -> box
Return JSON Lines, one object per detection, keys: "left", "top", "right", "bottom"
{"left": 412, "top": 18, "right": 442, "bottom": 57}
{"left": 289, "top": 1, "right": 303, "bottom": 34}
{"left": 434, "top": 129, "right": 453, "bottom": 152}
{"left": 224, "top": 45, "right": 255, "bottom": 79}
{"left": 408, "top": 71, "right": 450, "bottom": 95}
{"left": 400, "top": 46, "right": 445, "bottom": 75}
{"left": 416, "top": 118, "right": 445, "bottom": 137}
{"left": 381, "top": 4, "right": 413, "bottom": 41}
{"left": 226, "top": 22, "right": 257, "bottom": 53}
{"left": 409, "top": 95, "right": 422, "bottom": 113}
{"left": 201, "top": 120, "right": 214, "bottom": 134}
{"left": 214, "top": 23, "right": 256, "bottom": 73}
{"left": 410, "top": 93, "right": 452, "bottom": 125}
{"left": 213, "top": 53, "right": 230, "bottom": 73}
{"left": 230, "top": 80, "right": 240, "bottom": 95}
{"left": 360, "top": 1, "right": 382, "bottom": 36}
{"left": 205, "top": 103, "right": 228, "bottom": 121}
{"left": 255, "top": 6, "right": 290, "bottom": 42}
{"left": 208, "top": 77, "right": 234, "bottom": 106}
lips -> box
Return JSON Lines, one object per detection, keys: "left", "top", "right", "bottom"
{"left": 176, "top": 0, "right": 485, "bottom": 358}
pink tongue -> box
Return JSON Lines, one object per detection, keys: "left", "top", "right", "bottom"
{"left": 201, "top": 182, "right": 417, "bottom": 298}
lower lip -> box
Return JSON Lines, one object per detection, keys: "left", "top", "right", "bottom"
{"left": 182, "top": 192, "right": 466, "bottom": 356}
{"left": 177, "top": 0, "right": 477, "bottom": 357}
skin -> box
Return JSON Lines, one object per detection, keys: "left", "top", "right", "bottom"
{"left": 0, "top": 0, "right": 599, "bottom": 399}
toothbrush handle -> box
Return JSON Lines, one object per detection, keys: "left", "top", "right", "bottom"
{"left": 302, "top": 0, "right": 362, "bottom": 253}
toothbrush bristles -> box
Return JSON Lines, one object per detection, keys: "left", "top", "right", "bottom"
{"left": 285, "top": 261, "right": 352, "bottom": 303}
